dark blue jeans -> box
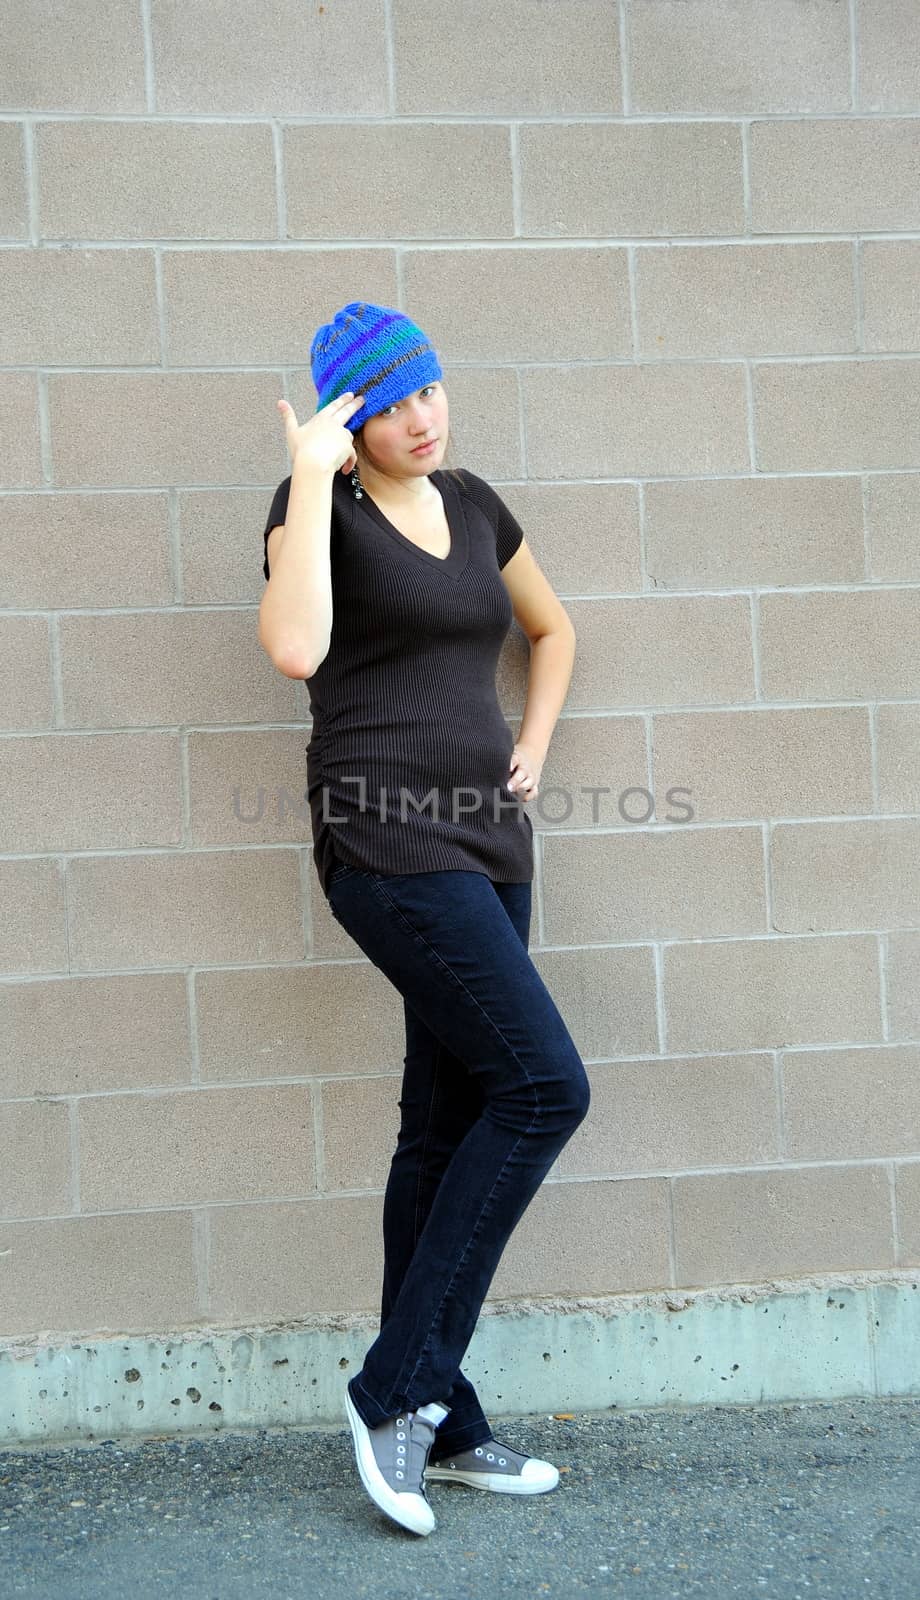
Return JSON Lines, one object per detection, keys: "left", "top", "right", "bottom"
{"left": 324, "top": 856, "right": 591, "bottom": 1462}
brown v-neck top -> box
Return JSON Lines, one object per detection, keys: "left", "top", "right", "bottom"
{"left": 261, "top": 465, "right": 534, "bottom": 898}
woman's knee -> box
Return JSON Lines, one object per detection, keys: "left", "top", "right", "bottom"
{"left": 565, "top": 1058, "right": 592, "bottom": 1127}
{"left": 544, "top": 1047, "right": 591, "bottom": 1130}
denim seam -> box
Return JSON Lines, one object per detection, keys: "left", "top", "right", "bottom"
{"left": 414, "top": 1038, "right": 441, "bottom": 1246}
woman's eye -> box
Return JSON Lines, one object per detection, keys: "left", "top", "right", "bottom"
{"left": 382, "top": 386, "right": 434, "bottom": 416}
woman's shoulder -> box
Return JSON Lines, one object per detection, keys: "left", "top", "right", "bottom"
{"left": 261, "top": 470, "right": 352, "bottom": 579}
{"left": 447, "top": 464, "right": 484, "bottom": 493}
{"left": 443, "top": 467, "right": 525, "bottom": 570}
{"left": 443, "top": 465, "right": 497, "bottom": 510}
{"left": 263, "top": 468, "right": 354, "bottom": 522}
{"left": 445, "top": 466, "right": 511, "bottom": 522}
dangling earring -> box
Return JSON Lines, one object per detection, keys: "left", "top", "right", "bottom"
{"left": 350, "top": 464, "right": 363, "bottom": 499}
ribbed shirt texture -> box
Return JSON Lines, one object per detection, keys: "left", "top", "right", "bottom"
{"left": 261, "top": 465, "right": 535, "bottom": 899}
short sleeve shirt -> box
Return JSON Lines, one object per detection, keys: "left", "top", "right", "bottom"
{"left": 261, "top": 465, "right": 534, "bottom": 898}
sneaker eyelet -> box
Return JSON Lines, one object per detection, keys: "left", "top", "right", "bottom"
{"left": 397, "top": 1417, "right": 406, "bottom": 1425}
{"left": 396, "top": 1470, "right": 403, "bottom": 1478}
{"left": 396, "top": 1430, "right": 405, "bottom": 1439}
{"left": 474, "top": 1447, "right": 483, "bottom": 1456}
{"left": 486, "top": 1452, "right": 495, "bottom": 1460}
{"left": 499, "top": 1457, "right": 507, "bottom": 1465}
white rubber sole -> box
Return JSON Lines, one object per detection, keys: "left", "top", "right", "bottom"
{"left": 344, "top": 1386, "right": 436, "bottom": 1536}
{"left": 426, "top": 1461, "right": 560, "bottom": 1494}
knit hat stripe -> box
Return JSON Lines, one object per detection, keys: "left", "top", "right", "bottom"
{"left": 316, "top": 308, "right": 403, "bottom": 395}
{"left": 335, "top": 335, "right": 434, "bottom": 403}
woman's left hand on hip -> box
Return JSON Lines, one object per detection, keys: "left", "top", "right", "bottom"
{"left": 508, "top": 743, "right": 543, "bottom": 802}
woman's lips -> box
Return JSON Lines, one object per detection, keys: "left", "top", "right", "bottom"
{"left": 411, "top": 439, "right": 438, "bottom": 455}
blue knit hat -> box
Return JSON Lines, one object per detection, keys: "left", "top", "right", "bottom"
{"left": 310, "top": 301, "right": 443, "bottom": 434}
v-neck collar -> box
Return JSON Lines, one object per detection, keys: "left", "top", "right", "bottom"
{"left": 353, "top": 468, "right": 469, "bottom": 579}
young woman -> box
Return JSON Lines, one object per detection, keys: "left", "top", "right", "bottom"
{"left": 259, "top": 302, "right": 590, "bottom": 1538}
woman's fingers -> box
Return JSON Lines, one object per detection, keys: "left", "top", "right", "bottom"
{"left": 277, "top": 391, "right": 361, "bottom": 426}
{"left": 276, "top": 390, "right": 364, "bottom": 474}
{"left": 325, "top": 391, "right": 364, "bottom": 414}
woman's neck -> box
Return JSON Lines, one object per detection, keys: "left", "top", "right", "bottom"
{"left": 360, "top": 463, "right": 439, "bottom": 508}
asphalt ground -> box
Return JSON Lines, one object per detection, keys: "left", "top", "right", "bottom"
{"left": 1, "top": 1394, "right": 917, "bottom": 1599}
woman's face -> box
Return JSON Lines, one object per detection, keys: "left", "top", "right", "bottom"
{"left": 359, "top": 381, "right": 449, "bottom": 477}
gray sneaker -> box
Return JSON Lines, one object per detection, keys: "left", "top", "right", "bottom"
{"left": 426, "top": 1437, "right": 560, "bottom": 1494}
{"left": 344, "top": 1384, "right": 451, "bottom": 1536}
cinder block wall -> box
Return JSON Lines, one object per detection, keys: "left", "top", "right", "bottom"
{"left": 2, "top": 0, "right": 919, "bottom": 1345}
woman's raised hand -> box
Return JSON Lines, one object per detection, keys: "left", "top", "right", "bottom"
{"left": 277, "top": 392, "right": 365, "bottom": 478}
